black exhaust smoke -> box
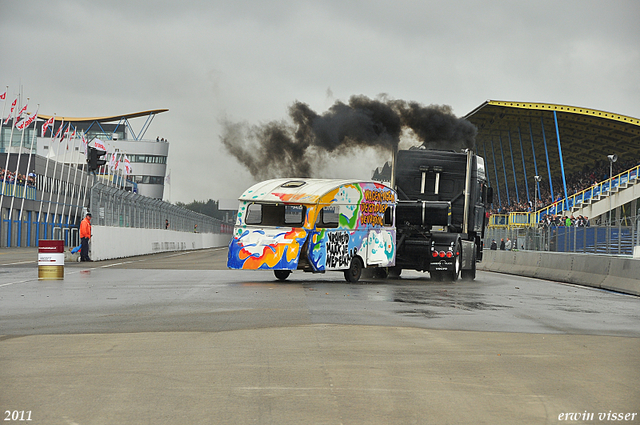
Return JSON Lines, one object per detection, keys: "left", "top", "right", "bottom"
{"left": 220, "top": 95, "right": 476, "bottom": 181}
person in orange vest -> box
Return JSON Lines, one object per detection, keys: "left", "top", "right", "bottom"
{"left": 80, "top": 213, "right": 92, "bottom": 262}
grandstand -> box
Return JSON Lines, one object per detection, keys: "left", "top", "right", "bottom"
{"left": 465, "top": 101, "right": 640, "bottom": 255}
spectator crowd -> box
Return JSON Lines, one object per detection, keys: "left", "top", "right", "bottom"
{"left": 490, "top": 157, "right": 640, "bottom": 216}
{"left": 0, "top": 167, "right": 37, "bottom": 187}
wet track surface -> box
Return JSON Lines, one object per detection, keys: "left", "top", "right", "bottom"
{"left": 1, "top": 248, "right": 639, "bottom": 424}
{"left": 1, "top": 248, "right": 638, "bottom": 337}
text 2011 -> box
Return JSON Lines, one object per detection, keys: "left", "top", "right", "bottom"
{"left": 4, "top": 411, "right": 32, "bottom": 421}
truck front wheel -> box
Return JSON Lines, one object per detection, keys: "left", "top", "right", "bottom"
{"left": 389, "top": 266, "right": 402, "bottom": 278}
{"left": 344, "top": 257, "right": 363, "bottom": 283}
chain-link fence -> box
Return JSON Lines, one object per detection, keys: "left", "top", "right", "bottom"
{"left": 89, "top": 182, "right": 232, "bottom": 234}
{"left": 486, "top": 212, "right": 640, "bottom": 256}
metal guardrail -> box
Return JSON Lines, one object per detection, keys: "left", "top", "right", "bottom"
{"left": 89, "top": 182, "right": 232, "bottom": 234}
{"left": 486, "top": 214, "right": 639, "bottom": 256}
{"left": 1, "top": 181, "right": 37, "bottom": 199}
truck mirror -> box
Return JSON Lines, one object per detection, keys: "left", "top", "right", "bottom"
{"left": 486, "top": 187, "right": 494, "bottom": 204}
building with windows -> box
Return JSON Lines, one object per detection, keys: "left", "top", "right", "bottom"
{"left": 34, "top": 109, "right": 170, "bottom": 199}
{"left": 0, "top": 108, "right": 171, "bottom": 247}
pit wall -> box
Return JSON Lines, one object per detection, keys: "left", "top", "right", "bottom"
{"left": 91, "top": 226, "right": 232, "bottom": 261}
{"left": 479, "top": 250, "right": 640, "bottom": 296}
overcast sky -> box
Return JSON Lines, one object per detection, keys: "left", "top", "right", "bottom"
{"left": 1, "top": 0, "right": 638, "bottom": 203}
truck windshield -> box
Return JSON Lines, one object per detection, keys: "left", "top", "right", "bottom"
{"left": 245, "top": 203, "right": 306, "bottom": 226}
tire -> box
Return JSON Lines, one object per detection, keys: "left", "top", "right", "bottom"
{"left": 448, "top": 243, "right": 461, "bottom": 281}
{"left": 274, "top": 270, "right": 291, "bottom": 281}
{"left": 373, "top": 267, "right": 389, "bottom": 279}
{"left": 388, "top": 266, "right": 402, "bottom": 278}
{"left": 343, "top": 257, "right": 363, "bottom": 283}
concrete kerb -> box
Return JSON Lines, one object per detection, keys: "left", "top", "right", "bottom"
{"left": 479, "top": 250, "right": 640, "bottom": 296}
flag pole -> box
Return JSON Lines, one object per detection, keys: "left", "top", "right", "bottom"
{"left": 72, "top": 131, "right": 88, "bottom": 223}
{"left": 68, "top": 129, "right": 82, "bottom": 238}
{"left": 73, "top": 157, "right": 89, "bottom": 227}
{"left": 38, "top": 113, "right": 56, "bottom": 226}
{"left": 52, "top": 122, "right": 69, "bottom": 235}
{"left": 108, "top": 149, "right": 115, "bottom": 187}
{"left": 8, "top": 97, "right": 29, "bottom": 243}
{"left": 54, "top": 123, "right": 73, "bottom": 238}
{"left": 46, "top": 119, "right": 64, "bottom": 238}
{"left": 0, "top": 86, "right": 7, "bottom": 204}
{"left": 116, "top": 151, "right": 123, "bottom": 189}
{"left": 19, "top": 105, "right": 39, "bottom": 225}
{"left": 0, "top": 94, "right": 17, "bottom": 214}
{"left": 79, "top": 147, "right": 91, "bottom": 224}
{"left": 61, "top": 125, "right": 78, "bottom": 232}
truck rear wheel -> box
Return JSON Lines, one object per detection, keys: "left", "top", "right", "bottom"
{"left": 344, "top": 257, "right": 363, "bottom": 283}
{"left": 449, "top": 243, "right": 461, "bottom": 281}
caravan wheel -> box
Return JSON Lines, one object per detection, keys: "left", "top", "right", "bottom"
{"left": 274, "top": 270, "right": 291, "bottom": 281}
{"left": 344, "top": 257, "right": 363, "bottom": 283}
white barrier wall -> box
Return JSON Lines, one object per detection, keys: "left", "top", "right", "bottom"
{"left": 91, "top": 225, "right": 232, "bottom": 261}
{"left": 479, "top": 250, "right": 640, "bottom": 296}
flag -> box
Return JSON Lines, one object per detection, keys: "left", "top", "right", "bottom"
{"left": 164, "top": 169, "right": 171, "bottom": 185}
{"left": 42, "top": 116, "right": 55, "bottom": 137}
{"left": 4, "top": 97, "right": 17, "bottom": 125}
{"left": 93, "top": 139, "right": 107, "bottom": 152}
{"left": 53, "top": 120, "right": 64, "bottom": 140}
{"left": 109, "top": 151, "right": 118, "bottom": 170}
{"left": 57, "top": 122, "right": 68, "bottom": 142}
{"left": 123, "top": 155, "right": 132, "bottom": 175}
{"left": 16, "top": 107, "right": 39, "bottom": 131}
{"left": 0, "top": 91, "right": 5, "bottom": 100}
{"left": 80, "top": 132, "right": 88, "bottom": 154}
{"left": 16, "top": 102, "right": 28, "bottom": 120}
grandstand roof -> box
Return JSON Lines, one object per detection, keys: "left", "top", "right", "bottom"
{"left": 37, "top": 109, "right": 168, "bottom": 123}
{"left": 464, "top": 100, "right": 640, "bottom": 203}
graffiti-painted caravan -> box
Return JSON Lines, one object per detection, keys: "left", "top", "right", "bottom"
{"left": 227, "top": 179, "right": 396, "bottom": 282}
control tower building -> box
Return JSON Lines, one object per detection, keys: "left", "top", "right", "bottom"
{"left": 34, "top": 109, "right": 170, "bottom": 199}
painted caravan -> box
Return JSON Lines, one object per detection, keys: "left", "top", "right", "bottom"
{"left": 227, "top": 178, "right": 396, "bottom": 282}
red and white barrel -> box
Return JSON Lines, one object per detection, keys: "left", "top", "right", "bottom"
{"left": 38, "top": 240, "right": 65, "bottom": 280}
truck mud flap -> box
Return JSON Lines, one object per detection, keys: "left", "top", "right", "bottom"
{"left": 460, "top": 240, "right": 475, "bottom": 270}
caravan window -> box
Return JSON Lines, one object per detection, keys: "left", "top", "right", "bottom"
{"left": 284, "top": 205, "right": 305, "bottom": 225}
{"left": 245, "top": 203, "right": 306, "bottom": 226}
{"left": 317, "top": 206, "right": 339, "bottom": 228}
{"left": 384, "top": 205, "right": 393, "bottom": 227}
{"left": 245, "top": 203, "right": 263, "bottom": 224}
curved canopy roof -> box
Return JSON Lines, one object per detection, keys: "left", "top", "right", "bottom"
{"left": 464, "top": 100, "right": 640, "bottom": 204}
{"left": 37, "top": 108, "right": 168, "bottom": 123}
